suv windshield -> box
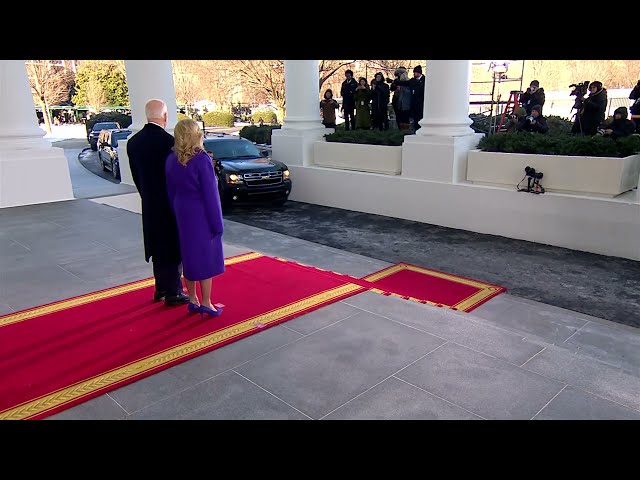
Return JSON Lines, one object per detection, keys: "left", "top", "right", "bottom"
{"left": 203, "top": 139, "right": 261, "bottom": 160}
{"left": 93, "top": 122, "right": 119, "bottom": 131}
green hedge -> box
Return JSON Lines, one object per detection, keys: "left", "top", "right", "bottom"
{"left": 177, "top": 113, "right": 189, "bottom": 122}
{"left": 251, "top": 110, "right": 277, "bottom": 124}
{"left": 478, "top": 131, "right": 640, "bottom": 158}
{"left": 86, "top": 112, "right": 132, "bottom": 134}
{"left": 202, "top": 111, "right": 235, "bottom": 127}
{"left": 239, "top": 125, "right": 281, "bottom": 145}
{"left": 324, "top": 129, "right": 411, "bottom": 146}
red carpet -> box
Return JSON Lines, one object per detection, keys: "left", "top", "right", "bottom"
{"left": 359, "top": 263, "right": 506, "bottom": 312}
{"left": 0, "top": 253, "right": 366, "bottom": 420}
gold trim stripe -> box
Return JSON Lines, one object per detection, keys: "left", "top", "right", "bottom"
{"left": 364, "top": 263, "right": 505, "bottom": 313}
{"left": 0, "top": 252, "right": 263, "bottom": 328}
{"left": 0, "top": 282, "right": 365, "bottom": 420}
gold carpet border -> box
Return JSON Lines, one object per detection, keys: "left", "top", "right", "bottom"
{"left": 366, "top": 264, "right": 504, "bottom": 312}
{"left": 0, "top": 252, "right": 263, "bottom": 328}
{"left": 1, "top": 281, "right": 365, "bottom": 420}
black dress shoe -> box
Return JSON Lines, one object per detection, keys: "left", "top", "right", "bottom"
{"left": 165, "top": 293, "right": 190, "bottom": 306}
{"left": 153, "top": 291, "right": 167, "bottom": 303}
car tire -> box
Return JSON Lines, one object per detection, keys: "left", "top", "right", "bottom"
{"left": 90, "top": 143, "right": 98, "bottom": 151}
{"left": 112, "top": 161, "right": 120, "bottom": 180}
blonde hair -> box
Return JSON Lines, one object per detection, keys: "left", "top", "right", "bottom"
{"left": 174, "top": 118, "right": 204, "bottom": 166}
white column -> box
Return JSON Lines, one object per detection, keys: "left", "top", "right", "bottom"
{"left": 282, "top": 60, "right": 324, "bottom": 130}
{"left": 402, "top": 60, "right": 482, "bottom": 183}
{"left": 418, "top": 60, "right": 474, "bottom": 136}
{"left": 0, "top": 61, "right": 73, "bottom": 208}
{"left": 272, "top": 60, "right": 326, "bottom": 169}
{"left": 118, "top": 60, "right": 178, "bottom": 185}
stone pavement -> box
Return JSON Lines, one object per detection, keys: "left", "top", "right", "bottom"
{"left": 1, "top": 192, "right": 640, "bottom": 420}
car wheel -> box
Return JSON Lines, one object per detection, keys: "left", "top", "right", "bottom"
{"left": 91, "top": 142, "right": 98, "bottom": 151}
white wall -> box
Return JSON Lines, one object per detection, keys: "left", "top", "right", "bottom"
{"left": 288, "top": 165, "right": 640, "bottom": 261}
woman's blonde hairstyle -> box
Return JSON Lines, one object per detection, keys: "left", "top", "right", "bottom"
{"left": 174, "top": 118, "right": 204, "bottom": 166}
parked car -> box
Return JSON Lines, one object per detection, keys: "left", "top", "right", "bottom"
{"left": 97, "top": 129, "right": 132, "bottom": 179}
{"left": 88, "top": 122, "right": 121, "bottom": 151}
{"left": 203, "top": 135, "right": 291, "bottom": 209}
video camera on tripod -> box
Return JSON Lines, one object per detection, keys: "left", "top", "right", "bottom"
{"left": 517, "top": 166, "right": 545, "bottom": 194}
{"left": 569, "top": 81, "right": 590, "bottom": 98}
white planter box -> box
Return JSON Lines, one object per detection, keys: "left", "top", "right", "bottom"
{"left": 314, "top": 141, "right": 402, "bottom": 175}
{"left": 467, "top": 149, "right": 640, "bottom": 197}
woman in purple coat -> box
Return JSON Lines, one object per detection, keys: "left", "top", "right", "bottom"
{"left": 165, "top": 118, "right": 224, "bottom": 318}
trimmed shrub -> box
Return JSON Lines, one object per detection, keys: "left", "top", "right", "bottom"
{"left": 239, "top": 125, "right": 281, "bottom": 145}
{"left": 202, "top": 111, "right": 235, "bottom": 127}
{"left": 86, "top": 112, "right": 132, "bottom": 135}
{"left": 478, "top": 131, "right": 640, "bottom": 158}
{"left": 324, "top": 129, "right": 411, "bottom": 147}
{"left": 251, "top": 110, "right": 277, "bottom": 124}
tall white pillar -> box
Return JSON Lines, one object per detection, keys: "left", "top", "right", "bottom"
{"left": 0, "top": 61, "right": 73, "bottom": 208}
{"left": 272, "top": 60, "right": 326, "bottom": 168}
{"left": 118, "top": 60, "right": 178, "bottom": 185}
{"left": 402, "top": 60, "right": 483, "bottom": 183}
{"left": 282, "top": 60, "right": 324, "bottom": 130}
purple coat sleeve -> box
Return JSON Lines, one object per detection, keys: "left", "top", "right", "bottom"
{"left": 197, "top": 152, "right": 224, "bottom": 237}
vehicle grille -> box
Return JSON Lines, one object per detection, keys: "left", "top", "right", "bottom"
{"left": 243, "top": 171, "right": 283, "bottom": 187}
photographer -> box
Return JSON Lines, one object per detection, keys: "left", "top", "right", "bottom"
{"left": 598, "top": 107, "right": 636, "bottom": 140}
{"left": 520, "top": 80, "right": 546, "bottom": 116}
{"left": 516, "top": 105, "right": 549, "bottom": 134}
{"left": 505, "top": 106, "right": 527, "bottom": 133}
{"left": 388, "top": 65, "right": 425, "bottom": 131}
{"left": 389, "top": 67, "right": 412, "bottom": 130}
{"left": 573, "top": 81, "right": 607, "bottom": 136}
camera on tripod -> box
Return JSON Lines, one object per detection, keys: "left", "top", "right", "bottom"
{"left": 517, "top": 166, "right": 545, "bottom": 194}
{"left": 569, "top": 81, "right": 590, "bottom": 98}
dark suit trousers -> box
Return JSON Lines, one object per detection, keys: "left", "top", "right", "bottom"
{"left": 343, "top": 107, "right": 356, "bottom": 130}
{"left": 152, "top": 260, "right": 183, "bottom": 296}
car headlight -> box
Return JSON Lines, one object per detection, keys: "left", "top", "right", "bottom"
{"left": 226, "top": 173, "right": 243, "bottom": 184}
{"left": 283, "top": 169, "right": 290, "bottom": 179}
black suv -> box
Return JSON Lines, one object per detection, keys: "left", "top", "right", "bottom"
{"left": 97, "top": 129, "right": 132, "bottom": 179}
{"left": 203, "top": 136, "right": 291, "bottom": 209}
{"left": 87, "top": 122, "right": 121, "bottom": 151}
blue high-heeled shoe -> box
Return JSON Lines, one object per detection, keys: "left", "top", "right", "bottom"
{"left": 199, "top": 305, "right": 223, "bottom": 318}
{"left": 187, "top": 303, "right": 201, "bottom": 315}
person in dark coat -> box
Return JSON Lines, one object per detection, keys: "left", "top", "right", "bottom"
{"left": 320, "top": 88, "right": 339, "bottom": 128}
{"left": 127, "top": 99, "right": 189, "bottom": 306}
{"left": 370, "top": 72, "right": 390, "bottom": 131}
{"left": 391, "top": 65, "right": 425, "bottom": 131}
{"left": 165, "top": 118, "right": 224, "bottom": 318}
{"left": 601, "top": 107, "right": 636, "bottom": 140}
{"left": 516, "top": 104, "right": 549, "bottom": 133}
{"left": 629, "top": 80, "right": 640, "bottom": 133}
{"left": 340, "top": 69, "right": 358, "bottom": 131}
{"left": 519, "top": 80, "right": 546, "bottom": 116}
{"left": 572, "top": 81, "right": 607, "bottom": 136}
{"left": 389, "top": 67, "right": 412, "bottom": 130}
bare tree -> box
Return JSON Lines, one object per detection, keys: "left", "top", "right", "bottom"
{"left": 319, "top": 60, "right": 356, "bottom": 90}
{"left": 191, "top": 61, "right": 236, "bottom": 111}
{"left": 26, "top": 61, "right": 73, "bottom": 134}
{"left": 172, "top": 61, "right": 202, "bottom": 109}
{"left": 232, "top": 60, "right": 287, "bottom": 122}
{"left": 84, "top": 78, "right": 107, "bottom": 113}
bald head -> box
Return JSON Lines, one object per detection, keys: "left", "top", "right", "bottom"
{"left": 145, "top": 99, "right": 168, "bottom": 128}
